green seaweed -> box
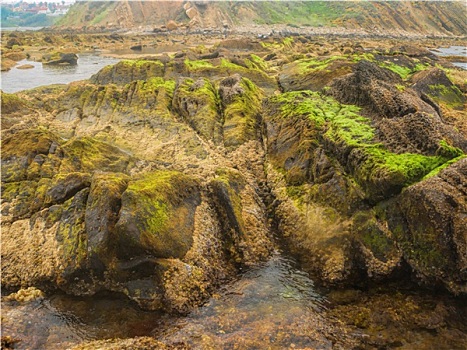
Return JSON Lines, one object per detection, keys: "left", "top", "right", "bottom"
{"left": 223, "top": 77, "right": 263, "bottom": 148}
{"left": 184, "top": 59, "right": 214, "bottom": 71}
{"left": 270, "top": 91, "right": 460, "bottom": 197}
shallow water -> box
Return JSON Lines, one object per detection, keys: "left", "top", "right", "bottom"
{"left": 2, "top": 249, "right": 466, "bottom": 349}
{"left": 1, "top": 54, "right": 120, "bottom": 93}
{"left": 430, "top": 45, "right": 467, "bottom": 70}
{"left": 1, "top": 252, "right": 337, "bottom": 349}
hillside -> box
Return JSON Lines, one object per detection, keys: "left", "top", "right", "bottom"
{"left": 56, "top": 0, "right": 467, "bottom": 35}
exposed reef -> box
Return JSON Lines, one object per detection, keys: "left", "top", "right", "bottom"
{"left": 1, "top": 35, "right": 466, "bottom": 348}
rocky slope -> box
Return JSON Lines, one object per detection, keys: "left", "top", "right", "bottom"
{"left": 56, "top": 0, "right": 467, "bottom": 36}
{"left": 1, "top": 35, "right": 466, "bottom": 348}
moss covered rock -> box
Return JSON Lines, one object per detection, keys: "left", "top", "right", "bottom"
{"left": 209, "top": 168, "right": 273, "bottom": 266}
{"left": 172, "top": 77, "right": 222, "bottom": 144}
{"left": 279, "top": 56, "right": 354, "bottom": 92}
{"left": 115, "top": 171, "right": 201, "bottom": 259}
{"left": 385, "top": 158, "right": 467, "bottom": 294}
{"left": 42, "top": 52, "right": 78, "bottom": 66}
{"left": 219, "top": 74, "right": 263, "bottom": 149}
{"left": 90, "top": 59, "right": 165, "bottom": 85}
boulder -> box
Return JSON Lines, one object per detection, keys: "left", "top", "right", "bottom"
{"left": 172, "top": 77, "right": 223, "bottom": 144}
{"left": 166, "top": 20, "right": 178, "bottom": 31}
{"left": 385, "top": 158, "right": 467, "bottom": 294}
{"left": 42, "top": 52, "right": 78, "bottom": 66}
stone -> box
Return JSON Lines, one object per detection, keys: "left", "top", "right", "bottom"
{"left": 42, "top": 52, "right": 78, "bottom": 66}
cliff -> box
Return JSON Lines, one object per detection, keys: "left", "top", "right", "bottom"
{"left": 56, "top": 0, "right": 467, "bottom": 36}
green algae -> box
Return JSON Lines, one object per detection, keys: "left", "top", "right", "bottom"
{"left": 295, "top": 56, "right": 347, "bottom": 75}
{"left": 119, "top": 170, "right": 200, "bottom": 258}
{"left": 245, "top": 54, "right": 269, "bottom": 71}
{"left": 1, "top": 91, "right": 28, "bottom": 113}
{"left": 60, "top": 137, "right": 131, "bottom": 173}
{"left": 174, "top": 77, "right": 222, "bottom": 143}
{"left": 223, "top": 77, "right": 263, "bottom": 148}
{"left": 379, "top": 61, "right": 428, "bottom": 80}
{"left": 427, "top": 84, "right": 464, "bottom": 109}
{"left": 184, "top": 59, "right": 214, "bottom": 71}
{"left": 269, "top": 91, "right": 461, "bottom": 197}
{"left": 120, "top": 59, "right": 164, "bottom": 68}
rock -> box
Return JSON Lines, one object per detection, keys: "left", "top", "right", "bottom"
{"left": 386, "top": 158, "right": 467, "bottom": 294}
{"left": 329, "top": 60, "right": 436, "bottom": 119}
{"left": 172, "top": 77, "right": 223, "bottom": 144}
{"left": 219, "top": 75, "right": 263, "bottom": 149}
{"left": 389, "top": 45, "right": 437, "bottom": 59}
{"left": 42, "top": 52, "right": 78, "bottom": 66}
{"left": 130, "top": 44, "right": 142, "bottom": 51}
{"left": 209, "top": 168, "right": 273, "bottom": 266}
{"left": 90, "top": 59, "right": 165, "bottom": 85}
{"left": 3, "top": 51, "right": 27, "bottom": 61}
{"left": 412, "top": 67, "right": 466, "bottom": 110}
{"left": 114, "top": 171, "right": 201, "bottom": 259}
{"left": 6, "top": 38, "right": 22, "bottom": 48}
{"left": 16, "top": 64, "right": 34, "bottom": 70}
{"left": 186, "top": 6, "right": 199, "bottom": 20}
{"left": 1, "top": 58, "right": 16, "bottom": 71}
{"left": 279, "top": 58, "right": 354, "bottom": 92}
{"left": 166, "top": 20, "right": 178, "bottom": 31}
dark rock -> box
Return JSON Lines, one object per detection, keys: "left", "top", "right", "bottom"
{"left": 219, "top": 73, "right": 244, "bottom": 104}
{"left": 6, "top": 38, "right": 22, "bottom": 48}
{"left": 199, "top": 51, "right": 219, "bottom": 60}
{"left": 329, "top": 60, "right": 436, "bottom": 119}
{"left": 386, "top": 158, "right": 467, "bottom": 294}
{"left": 114, "top": 171, "right": 201, "bottom": 259}
{"left": 279, "top": 59, "right": 353, "bottom": 92}
{"left": 85, "top": 172, "right": 129, "bottom": 271}
{"left": 42, "top": 52, "right": 78, "bottom": 66}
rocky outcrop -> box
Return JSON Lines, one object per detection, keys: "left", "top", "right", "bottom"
{"left": 1, "top": 65, "right": 276, "bottom": 312}
{"left": 386, "top": 158, "right": 467, "bottom": 294}
{"left": 2, "top": 44, "right": 466, "bottom": 322}
{"left": 42, "top": 52, "right": 78, "bottom": 65}
{"left": 90, "top": 60, "right": 165, "bottom": 85}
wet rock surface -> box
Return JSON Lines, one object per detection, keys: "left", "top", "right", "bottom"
{"left": 1, "top": 34, "right": 466, "bottom": 349}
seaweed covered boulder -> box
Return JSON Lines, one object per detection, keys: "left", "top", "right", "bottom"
{"left": 412, "top": 67, "right": 466, "bottom": 110}
{"left": 219, "top": 74, "right": 263, "bottom": 149}
{"left": 42, "top": 52, "right": 78, "bottom": 66}
{"left": 278, "top": 56, "right": 354, "bottom": 92}
{"left": 114, "top": 171, "right": 201, "bottom": 259}
{"left": 385, "top": 158, "right": 467, "bottom": 294}
{"left": 172, "top": 77, "right": 223, "bottom": 144}
{"left": 329, "top": 60, "right": 436, "bottom": 118}
{"left": 90, "top": 59, "right": 165, "bottom": 85}
{"left": 263, "top": 87, "right": 465, "bottom": 287}
{"left": 1, "top": 127, "right": 274, "bottom": 312}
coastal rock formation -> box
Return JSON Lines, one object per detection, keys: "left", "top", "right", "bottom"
{"left": 42, "top": 52, "right": 78, "bottom": 65}
{"left": 386, "top": 158, "right": 467, "bottom": 294}
{"left": 1, "top": 41, "right": 466, "bottom": 320}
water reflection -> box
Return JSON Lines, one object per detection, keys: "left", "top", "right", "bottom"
{"left": 1, "top": 252, "right": 334, "bottom": 350}
{"left": 1, "top": 54, "right": 120, "bottom": 93}
{"left": 1, "top": 293, "right": 166, "bottom": 350}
